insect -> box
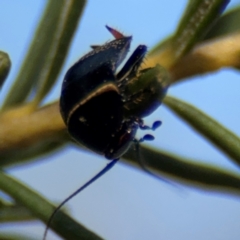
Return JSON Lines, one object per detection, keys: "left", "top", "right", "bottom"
{"left": 43, "top": 26, "right": 169, "bottom": 240}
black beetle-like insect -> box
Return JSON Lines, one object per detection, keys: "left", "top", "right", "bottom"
{"left": 43, "top": 26, "right": 169, "bottom": 240}
{"left": 60, "top": 26, "right": 167, "bottom": 159}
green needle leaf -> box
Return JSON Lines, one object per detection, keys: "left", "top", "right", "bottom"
{"left": 0, "top": 51, "right": 11, "bottom": 89}
{"left": 2, "top": 0, "right": 87, "bottom": 111}
{"left": 164, "top": 96, "right": 240, "bottom": 167}
{"left": 0, "top": 203, "right": 35, "bottom": 223}
{"left": 172, "top": 0, "right": 230, "bottom": 60}
{"left": 0, "top": 234, "right": 36, "bottom": 240}
{"left": 124, "top": 146, "right": 240, "bottom": 195}
{"left": 204, "top": 6, "right": 240, "bottom": 40}
{"left": 148, "top": 0, "right": 230, "bottom": 70}
{"left": 0, "top": 171, "right": 103, "bottom": 240}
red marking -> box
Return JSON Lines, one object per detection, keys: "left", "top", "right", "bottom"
{"left": 106, "top": 25, "right": 125, "bottom": 39}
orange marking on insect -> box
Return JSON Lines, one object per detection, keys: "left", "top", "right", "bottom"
{"left": 106, "top": 25, "right": 125, "bottom": 39}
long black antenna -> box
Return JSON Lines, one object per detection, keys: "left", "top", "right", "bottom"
{"left": 43, "top": 158, "right": 119, "bottom": 240}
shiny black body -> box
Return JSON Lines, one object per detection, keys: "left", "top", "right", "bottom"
{"left": 42, "top": 26, "right": 169, "bottom": 240}
{"left": 60, "top": 28, "right": 147, "bottom": 159}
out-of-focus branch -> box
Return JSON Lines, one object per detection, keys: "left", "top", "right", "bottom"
{"left": 171, "top": 32, "right": 240, "bottom": 82}
{"left": 146, "top": 32, "right": 240, "bottom": 82}
{"left": 0, "top": 102, "right": 65, "bottom": 154}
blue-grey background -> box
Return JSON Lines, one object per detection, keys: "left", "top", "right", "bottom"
{"left": 0, "top": 1, "right": 240, "bottom": 239}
